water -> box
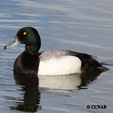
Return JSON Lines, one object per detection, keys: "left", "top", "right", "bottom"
{"left": 0, "top": 0, "right": 113, "bottom": 113}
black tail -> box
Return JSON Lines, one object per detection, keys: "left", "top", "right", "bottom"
{"left": 97, "top": 65, "right": 108, "bottom": 72}
{"left": 75, "top": 53, "right": 109, "bottom": 72}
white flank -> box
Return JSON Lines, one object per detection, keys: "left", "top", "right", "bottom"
{"left": 38, "top": 56, "right": 81, "bottom": 75}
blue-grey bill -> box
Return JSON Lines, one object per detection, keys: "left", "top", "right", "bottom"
{"left": 4, "top": 38, "right": 20, "bottom": 49}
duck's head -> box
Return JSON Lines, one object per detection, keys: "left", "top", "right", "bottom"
{"left": 4, "top": 27, "right": 41, "bottom": 53}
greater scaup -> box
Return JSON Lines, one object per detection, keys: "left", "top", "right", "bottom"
{"left": 4, "top": 27, "right": 108, "bottom": 75}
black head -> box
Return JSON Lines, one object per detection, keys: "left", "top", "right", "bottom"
{"left": 4, "top": 27, "right": 41, "bottom": 53}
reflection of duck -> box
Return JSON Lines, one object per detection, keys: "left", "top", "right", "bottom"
{"left": 13, "top": 72, "right": 40, "bottom": 112}
{"left": 79, "top": 70, "right": 103, "bottom": 89}
{"left": 4, "top": 27, "right": 108, "bottom": 76}
{"left": 39, "top": 74, "right": 81, "bottom": 90}
{"left": 11, "top": 70, "right": 104, "bottom": 111}
{"left": 39, "top": 70, "right": 103, "bottom": 90}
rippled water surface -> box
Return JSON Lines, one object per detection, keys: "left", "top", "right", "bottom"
{"left": 0, "top": 0, "right": 113, "bottom": 113}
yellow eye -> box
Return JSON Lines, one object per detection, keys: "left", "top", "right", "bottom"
{"left": 23, "top": 32, "right": 27, "bottom": 36}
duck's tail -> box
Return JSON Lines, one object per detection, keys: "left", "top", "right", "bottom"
{"left": 97, "top": 66, "right": 109, "bottom": 72}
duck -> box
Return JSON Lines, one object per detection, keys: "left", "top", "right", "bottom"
{"left": 4, "top": 27, "right": 108, "bottom": 75}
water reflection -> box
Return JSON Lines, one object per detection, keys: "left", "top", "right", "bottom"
{"left": 79, "top": 70, "right": 103, "bottom": 88}
{"left": 39, "top": 70, "right": 103, "bottom": 91}
{"left": 39, "top": 74, "right": 81, "bottom": 90}
{"left": 13, "top": 72, "right": 40, "bottom": 112}
{"left": 12, "top": 69, "right": 103, "bottom": 112}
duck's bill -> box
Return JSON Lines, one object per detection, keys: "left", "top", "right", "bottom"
{"left": 4, "top": 38, "right": 20, "bottom": 49}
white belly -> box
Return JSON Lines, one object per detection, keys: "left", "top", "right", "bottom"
{"left": 38, "top": 56, "right": 81, "bottom": 75}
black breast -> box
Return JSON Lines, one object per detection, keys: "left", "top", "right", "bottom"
{"left": 14, "top": 51, "right": 39, "bottom": 75}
